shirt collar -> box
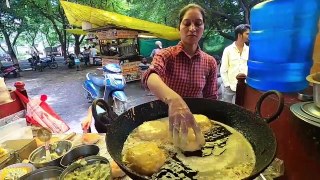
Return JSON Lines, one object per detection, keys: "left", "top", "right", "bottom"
{"left": 174, "top": 41, "right": 202, "bottom": 60}
{"left": 232, "top": 42, "right": 249, "bottom": 51}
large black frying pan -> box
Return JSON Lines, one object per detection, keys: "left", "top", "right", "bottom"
{"left": 92, "top": 90, "right": 284, "bottom": 180}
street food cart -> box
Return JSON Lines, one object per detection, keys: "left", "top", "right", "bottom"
{"left": 60, "top": 0, "right": 180, "bottom": 82}
{"left": 87, "top": 27, "right": 143, "bottom": 82}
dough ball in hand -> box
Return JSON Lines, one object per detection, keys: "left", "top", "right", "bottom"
{"left": 124, "top": 142, "right": 167, "bottom": 176}
{"left": 180, "top": 128, "right": 205, "bottom": 152}
{"left": 194, "top": 114, "right": 212, "bottom": 133}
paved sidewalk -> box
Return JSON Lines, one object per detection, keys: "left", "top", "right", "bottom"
{"left": 5, "top": 65, "right": 155, "bottom": 133}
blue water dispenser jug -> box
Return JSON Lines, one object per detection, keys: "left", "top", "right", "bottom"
{"left": 247, "top": 0, "right": 320, "bottom": 92}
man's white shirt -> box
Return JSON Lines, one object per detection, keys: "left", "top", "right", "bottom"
{"left": 220, "top": 42, "right": 249, "bottom": 91}
{"left": 91, "top": 48, "right": 98, "bottom": 57}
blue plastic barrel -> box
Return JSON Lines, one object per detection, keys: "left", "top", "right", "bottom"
{"left": 247, "top": 0, "right": 320, "bottom": 92}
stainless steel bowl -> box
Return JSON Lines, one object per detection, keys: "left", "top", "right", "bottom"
{"left": 59, "top": 155, "right": 111, "bottom": 180}
{"left": 314, "top": 84, "right": 320, "bottom": 108}
{"left": 29, "top": 140, "right": 73, "bottom": 168}
{"left": 20, "top": 166, "right": 63, "bottom": 180}
{"left": 297, "top": 91, "right": 313, "bottom": 101}
{"left": 307, "top": 73, "right": 320, "bottom": 108}
{"left": 60, "top": 144, "right": 100, "bottom": 168}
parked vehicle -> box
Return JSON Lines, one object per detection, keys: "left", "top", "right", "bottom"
{"left": 28, "top": 54, "right": 41, "bottom": 71}
{"left": 0, "top": 65, "right": 20, "bottom": 78}
{"left": 92, "top": 57, "right": 102, "bottom": 66}
{"left": 138, "top": 58, "right": 150, "bottom": 72}
{"left": 66, "top": 53, "right": 79, "bottom": 69}
{"left": 0, "top": 54, "right": 12, "bottom": 62}
{"left": 83, "top": 63, "right": 127, "bottom": 115}
{"left": 138, "top": 58, "right": 150, "bottom": 89}
{"left": 45, "top": 47, "right": 61, "bottom": 57}
{"left": 29, "top": 55, "right": 58, "bottom": 72}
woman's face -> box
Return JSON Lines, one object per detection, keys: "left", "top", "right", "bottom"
{"left": 179, "top": 8, "right": 204, "bottom": 46}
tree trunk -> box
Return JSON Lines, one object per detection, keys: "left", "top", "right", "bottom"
{"left": 59, "top": 5, "right": 68, "bottom": 60}
{"left": 74, "top": 34, "right": 81, "bottom": 56}
{"left": 239, "top": 0, "right": 250, "bottom": 24}
{"left": 61, "top": 43, "right": 67, "bottom": 59}
{"left": 62, "top": 26, "right": 67, "bottom": 59}
{"left": 44, "top": 32, "right": 54, "bottom": 47}
{"left": 31, "top": 1, "right": 68, "bottom": 60}
{"left": 1, "top": 30, "right": 19, "bottom": 65}
{"left": 212, "top": 21, "right": 235, "bottom": 41}
{"left": 29, "top": 32, "right": 39, "bottom": 53}
{"left": 0, "top": 45, "right": 7, "bottom": 53}
{"left": 66, "top": 35, "right": 71, "bottom": 55}
{"left": 50, "top": 19, "right": 67, "bottom": 60}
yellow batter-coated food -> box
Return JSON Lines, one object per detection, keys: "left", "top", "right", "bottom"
{"left": 193, "top": 114, "right": 212, "bottom": 133}
{"left": 0, "top": 147, "right": 7, "bottom": 158}
{"left": 111, "top": 160, "right": 126, "bottom": 178}
{"left": 124, "top": 142, "right": 167, "bottom": 176}
{"left": 133, "top": 120, "right": 169, "bottom": 142}
{"left": 133, "top": 115, "right": 211, "bottom": 142}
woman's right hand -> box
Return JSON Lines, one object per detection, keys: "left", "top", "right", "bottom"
{"left": 81, "top": 115, "right": 92, "bottom": 132}
{"left": 166, "top": 95, "right": 205, "bottom": 151}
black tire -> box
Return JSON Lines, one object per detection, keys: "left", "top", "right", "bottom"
{"left": 87, "top": 92, "right": 94, "bottom": 103}
{"left": 49, "top": 62, "right": 58, "bottom": 69}
{"left": 107, "top": 96, "right": 113, "bottom": 107}
{"left": 68, "top": 63, "right": 73, "bottom": 69}
{"left": 38, "top": 66, "right": 43, "bottom": 72}
{"left": 13, "top": 71, "right": 18, "bottom": 78}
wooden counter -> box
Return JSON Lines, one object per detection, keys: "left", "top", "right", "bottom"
{"left": 236, "top": 76, "right": 320, "bottom": 179}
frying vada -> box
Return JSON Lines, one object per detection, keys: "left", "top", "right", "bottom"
{"left": 193, "top": 114, "right": 212, "bottom": 133}
{"left": 132, "top": 115, "right": 211, "bottom": 142}
{"left": 123, "top": 142, "right": 167, "bottom": 176}
{"left": 132, "top": 120, "right": 169, "bottom": 142}
{"left": 177, "top": 114, "right": 211, "bottom": 152}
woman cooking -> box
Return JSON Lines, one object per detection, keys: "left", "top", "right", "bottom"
{"left": 143, "top": 3, "right": 218, "bottom": 151}
{"left": 81, "top": 4, "right": 218, "bottom": 152}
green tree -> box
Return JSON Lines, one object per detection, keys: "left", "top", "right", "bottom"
{"left": 27, "top": 0, "right": 69, "bottom": 59}
{"left": 0, "top": 0, "right": 29, "bottom": 64}
{"left": 18, "top": 16, "right": 44, "bottom": 53}
{"left": 126, "top": 0, "right": 266, "bottom": 40}
{"left": 26, "top": 0, "right": 128, "bottom": 58}
{"left": 68, "top": 0, "right": 129, "bottom": 55}
{"left": 39, "top": 23, "right": 60, "bottom": 48}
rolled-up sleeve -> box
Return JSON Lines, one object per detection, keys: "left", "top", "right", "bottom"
{"left": 142, "top": 50, "right": 169, "bottom": 88}
{"left": 203, "top": 58, "right": 218, "bottom": 100}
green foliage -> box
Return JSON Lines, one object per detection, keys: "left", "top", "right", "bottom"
{"left": 1, "top": 0, "right": 266, "bottom": 61}
{"left": 203, "top": 32, "right": 233, "bottom": 56}
{"left": 0, "top": 1, "right": 25, "bottom": 33}
{"left": 42, "top": 28, "right": 60, "bottom": 47}
{"left": 72, "top": 0, "right": 130, "bottom": 12}
{"left": 125, "top": 0, "right": 266, "bottom": 40}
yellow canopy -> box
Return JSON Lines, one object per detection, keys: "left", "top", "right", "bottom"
{"left": 66, "top": 29, "right": 87, "bottom": 35}
{"left": 60, "top": 1, "right": 180, "bottom": 40}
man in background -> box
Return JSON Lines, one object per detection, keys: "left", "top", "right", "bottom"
{"left": 90, "top": 45, "right": 98, "bottom": 57}
{"left": 220, "top": 24, "right": 250, "bottom": 103}
{"left": 82, "top": 47, "right": 90, "bottom": 66}
{"left": 150, "top": 41, "right": 162, "bottom": 58}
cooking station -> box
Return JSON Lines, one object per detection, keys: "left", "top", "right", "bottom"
{"left": 236, "top": 75, "right": 320, "bottom": 179}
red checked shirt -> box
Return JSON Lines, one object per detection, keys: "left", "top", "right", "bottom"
{"left": 143, "top": 42, "right": 218, "bottom": 100}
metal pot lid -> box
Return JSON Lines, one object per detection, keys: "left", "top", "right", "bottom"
{"left": 290, "top": 102, "right": 320, "bottom": 127}
{"left": 301, "top": 102, "right": 320, "bottom": 119}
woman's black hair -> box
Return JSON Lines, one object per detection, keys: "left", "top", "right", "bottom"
{"left": 178, "top": 4, "right": 206, "bottom": 29}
